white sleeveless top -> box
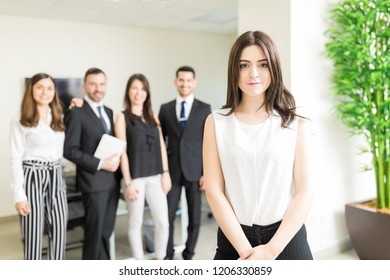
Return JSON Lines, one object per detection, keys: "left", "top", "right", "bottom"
{"left": 213, "top": 108, "right": 298, "bottom": 226}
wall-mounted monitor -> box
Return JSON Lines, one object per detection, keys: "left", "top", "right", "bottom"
{"left": 55, "top": 78, "right": 84, "bottom": 110}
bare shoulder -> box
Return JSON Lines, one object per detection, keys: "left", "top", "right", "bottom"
{"left": 296, "top": 116, "right": 314, "bottom": 140}
{"left": 297, "top": 116, "right": 312, "bottom": 128}
{"left": 294, "top": 117, "right": 313, "bottom": 140}
{"left": 115, "top": 111, "right": 125, "bottom": 123}
{"left": 205, "top": 113, "right": 215, "bottom": 127}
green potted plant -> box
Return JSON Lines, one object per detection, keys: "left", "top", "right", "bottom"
{"left": 325, "top": 0, "right": 390, "bottom": 259}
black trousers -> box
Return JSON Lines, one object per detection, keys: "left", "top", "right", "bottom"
{"left": 81, "top": 186, "right": 119, "bottom": 260}
{"left": 214, "top": 221, "right": 313, "bottom": 260}
{"left": 166, "top": 178, "right": 202, "bottom": 260}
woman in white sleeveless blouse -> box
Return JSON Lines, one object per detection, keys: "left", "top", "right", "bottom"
{"left": 203, "top": 31, "right": 314, "bottom": 260}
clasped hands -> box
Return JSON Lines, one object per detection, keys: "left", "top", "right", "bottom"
{"left": 239, "top": 243, "right": 280, "bottom": 260}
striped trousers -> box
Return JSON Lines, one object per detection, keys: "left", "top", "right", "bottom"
{"left": 21, "top": 160, "right": 68, "bottom": 260}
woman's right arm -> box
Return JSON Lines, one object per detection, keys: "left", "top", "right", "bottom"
{"left": 9, "top": 119, "right": 29, "bottom": 216}
{"left": 114, "top": 112, "right": 138, "bottom": 201}
{"left": 203, "top": 114, "right": 252, "bottom": 259}
{"left": 69, "top": 98, "right": 83, "bottom": 109}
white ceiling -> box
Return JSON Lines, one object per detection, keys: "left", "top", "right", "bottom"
{"left": 0, "top": 0, "right": 238, "bottom": 34}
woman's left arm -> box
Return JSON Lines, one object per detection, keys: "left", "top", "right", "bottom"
{"left": 155, "top": 114, "right": 172, "bottom": 194}
{"left": 249, "top": 118, "right": 315, "bottom": 259}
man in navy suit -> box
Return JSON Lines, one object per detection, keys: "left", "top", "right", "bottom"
{"left": 158, "top": 66, "right": 211, "bottom": 260}
{"left": 64, "top": 68, "right": 120, "bottom": 260}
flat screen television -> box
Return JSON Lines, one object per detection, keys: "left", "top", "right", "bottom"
{"left": 54, "top": 78, "right": 84, "bottom": 111}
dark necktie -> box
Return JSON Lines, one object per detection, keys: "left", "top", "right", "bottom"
{"left": 97, "top": 106, "right": 109, "bottom": 134}
{"left": 179, "top": 100, "right": 187, "bottom": 131}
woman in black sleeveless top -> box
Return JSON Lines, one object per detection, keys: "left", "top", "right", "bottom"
{"left": 114, "top": 74, "right": 171, "bottom": 260}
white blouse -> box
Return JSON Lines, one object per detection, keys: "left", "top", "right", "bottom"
{"left": 213, "top": 108, "right": 298, "bottom": 226}
{"left": 9, "top": 111, "right": 65, "bottom": 203}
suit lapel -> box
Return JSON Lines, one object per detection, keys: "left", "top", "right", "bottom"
{"left": 186, "top": 99, "right": 199, "bottom": 126}
{"left": 83, "top": 101, "right": 106, "bottom": 134}
{"left": 168, "top": 101, "right": 181, "bottom": 135}
{"left": 103, "top": 106, "right": 114, "bottom": 135}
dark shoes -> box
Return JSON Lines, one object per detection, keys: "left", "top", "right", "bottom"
{"left": 182, "top": 251, "right": 192, "bottom": 260}
{"left": 164, "top": 249, "right": 193, "bottom": 260}
{"left": 163, "top": 253, "right": 192, "bottom": 260}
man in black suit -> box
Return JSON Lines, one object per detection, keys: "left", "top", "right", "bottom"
{"left": 64, "top": 68, "right": 120, "bottom": 260}
{"left": 158, "top": 66, "right": 211, "bottom": 260}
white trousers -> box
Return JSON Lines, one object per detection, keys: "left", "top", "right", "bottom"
{"left": 126, "top": 174, "right": 169, "bottom": 259}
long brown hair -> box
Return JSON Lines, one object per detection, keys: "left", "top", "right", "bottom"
{"left": 123, "top": 74, "right": 157, "bottom": 126}
{"left": 223, "top": 30, "right": 298, "bottom": 127}
{"left": 20, "top": 73, "right": 65, "bottom": 131}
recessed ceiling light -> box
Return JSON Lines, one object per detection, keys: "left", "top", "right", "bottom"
{"left": 142, "top": 0, "right": 169, "bottom": 4}
{"left": 192, "top": 11, "right": 237, "bottom": 25}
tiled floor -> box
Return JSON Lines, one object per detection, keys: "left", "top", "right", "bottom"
{"left": 0, "top": 196, "right": 218, "bottom": 260}
{"left": 0, "top": 197, "right": 358, "bottom": 260}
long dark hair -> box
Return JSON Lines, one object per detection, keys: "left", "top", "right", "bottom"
{"left": 20, "top": 73, "right": 64, "bottom": 131}
{"left": 123, "top": 73, "right": 157, "bottom": 126}
{"left": 223, "top": 30, "right": 298, "bottom": 127}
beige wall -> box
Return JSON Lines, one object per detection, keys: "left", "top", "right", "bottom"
{"left": 238, "top": 0, "right": 291, "bottom": 88}
{"left": 0, "top": 15, "right": 233, "bottom": 217}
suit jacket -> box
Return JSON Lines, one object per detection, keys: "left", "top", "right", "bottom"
{"left": 158, "top": 98, "right": 211, "bottom": 184}
{"left": 63, "top": 101, "right": 119, "bottom": 193}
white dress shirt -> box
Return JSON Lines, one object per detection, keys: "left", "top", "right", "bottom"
{"left": 176, "top": 94, "right": 194, "bottom": 121}
{"left": 9, "top": 110, "right": 65, "bottom": 203}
